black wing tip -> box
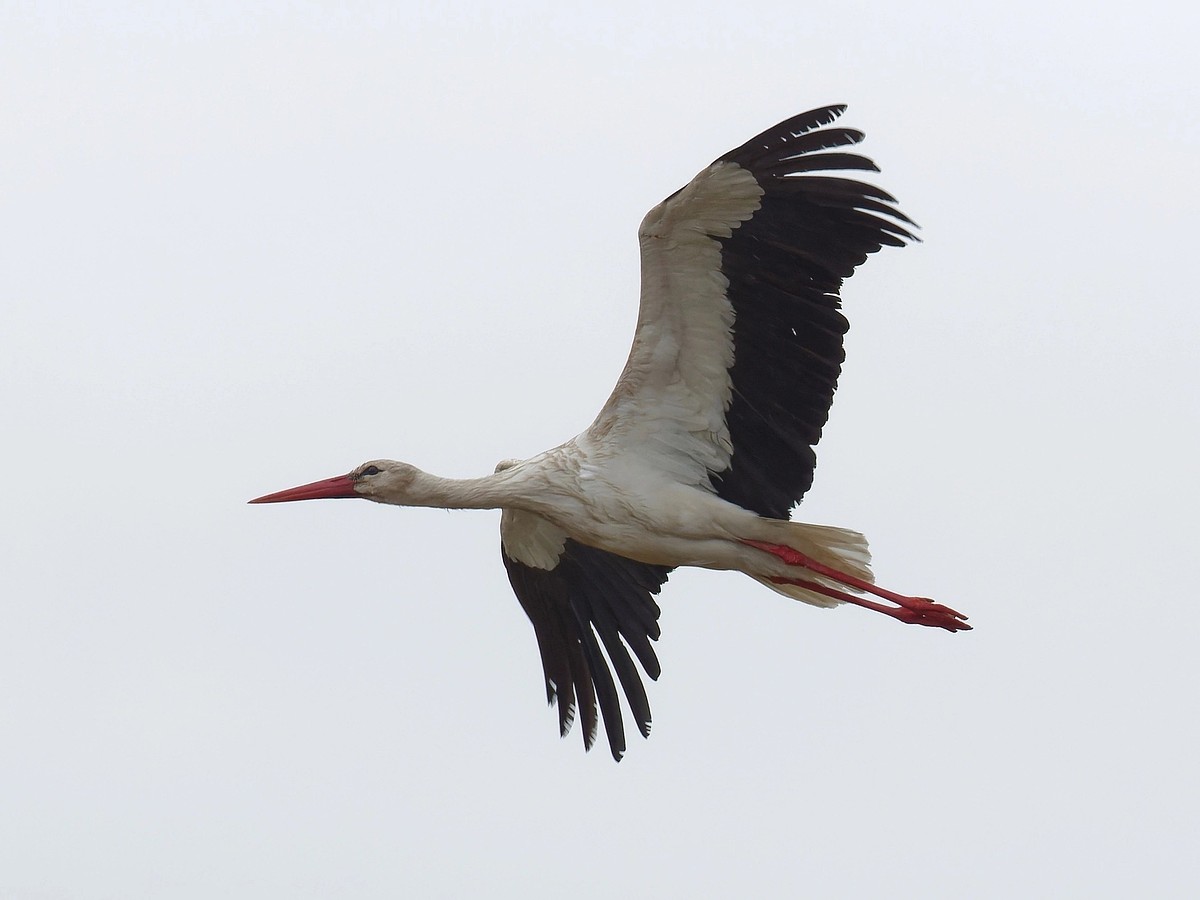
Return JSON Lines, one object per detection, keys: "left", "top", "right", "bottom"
{"left": 772, "top": 103, "right": 850, "bottom": 137}
{"left": 760, "top": 152, "right": 880, "bottom": 178}
{"left": 785, "top": 103, "right": 849, "bottom": 128}
{"left": 501, "top": 541, "right": 671, "bottom": 762}
{"left": 598, "top": 719, "right": 651, "bottom": 763}
{"left": 718, "top": 107, "right": 916, "bottom": 242}
{"left": 778, "top": 174, "right": 920, "bottom": 242}
{"left": 718, "top": 104, "right": 849, "bottom": 165}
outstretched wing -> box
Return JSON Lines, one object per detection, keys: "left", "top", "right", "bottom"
{"left": 588, "top": 105, "right": 916, "bottom": 518}
{"left": 500, "top": 508, "right": 672, "bottom": 761}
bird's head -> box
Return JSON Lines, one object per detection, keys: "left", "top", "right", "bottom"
{"left": 248, "top": 459, "right": 420, "bottom": 505}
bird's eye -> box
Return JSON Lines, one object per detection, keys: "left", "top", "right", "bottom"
{"left": 361, "top": 465, "right": 381, "bottom": 477}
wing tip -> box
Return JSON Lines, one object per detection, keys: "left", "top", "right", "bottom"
{"left": 719, "top": 104, "right": 849, "bottom": 166}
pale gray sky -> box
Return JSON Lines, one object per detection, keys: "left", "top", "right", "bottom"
{"left": 3, "top": 2, "right": 1198, "bottom": 898}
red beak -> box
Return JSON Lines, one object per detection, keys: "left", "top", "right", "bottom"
{"left": 248, "top": 473, "right": 358, "bottom": 504}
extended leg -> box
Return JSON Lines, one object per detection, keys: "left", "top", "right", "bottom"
{"left": 768, "top": 576, "right": 969, "bottom": 632}
{"left": 744, "top": 539, "right": 971, "bottom": 632}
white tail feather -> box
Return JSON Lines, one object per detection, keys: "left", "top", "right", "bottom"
{"left": 753, "top": 522, "right": 874, "bottom": 609}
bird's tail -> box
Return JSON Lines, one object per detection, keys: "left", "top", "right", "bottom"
{"left": 750, "top": 522, "right": 873, "bottom": 609}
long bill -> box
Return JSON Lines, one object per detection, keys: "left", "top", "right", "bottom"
{"left": 248, "top": 474, "right": 358, "bottom": 504}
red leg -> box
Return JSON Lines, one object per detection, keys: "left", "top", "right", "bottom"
{"left": 768, "top": 577, "right": 970, "bottom": 632}
{"left": 745, "top": 539, "right": 971, "bottom": 632}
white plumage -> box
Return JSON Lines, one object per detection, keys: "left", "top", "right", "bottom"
{"left": 251, "top": 105, "right": 969, "bottom": 760}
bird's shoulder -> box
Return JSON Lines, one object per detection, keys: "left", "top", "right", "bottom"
{"left": 637, "top": 160, "right": 764, "bottom": 244}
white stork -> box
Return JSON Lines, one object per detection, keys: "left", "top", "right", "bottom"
{"left": 251, "top": 105, "right": 969, "bottom": 761}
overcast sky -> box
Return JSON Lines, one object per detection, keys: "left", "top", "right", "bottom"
{"left": 3, "top": 2, "right": 1198, "bottom": 898}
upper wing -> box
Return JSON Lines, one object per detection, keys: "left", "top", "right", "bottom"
{"left": 500, "top": 508, "right": 672, "bottom": 761}
{"left": 588, "top": 105, "right": 916, "bottom": 517}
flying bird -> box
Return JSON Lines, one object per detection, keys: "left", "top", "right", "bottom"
{"left": 251, "top": 105, "right": 969, "bottom": 761}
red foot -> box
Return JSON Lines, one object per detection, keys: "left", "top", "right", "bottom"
{"left": 744, "top": 539, "right": 971, "bottom": 633}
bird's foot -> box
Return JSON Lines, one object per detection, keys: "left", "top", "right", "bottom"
{"left": 745, "top": 539, "right": 971, "bottom": 632}
{"left": 767, "top": 575, "right": 971, "bottom": 632}
{"left": 891, "top": 600, "right": 971, "bottom": 632}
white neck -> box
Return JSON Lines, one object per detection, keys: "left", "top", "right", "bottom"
{"left": 387, "top": 466, "right": 528, "bottom": 511}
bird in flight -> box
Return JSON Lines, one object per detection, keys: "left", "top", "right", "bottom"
{"left": 251, "top": 105, "right": 969, "bottom": 761}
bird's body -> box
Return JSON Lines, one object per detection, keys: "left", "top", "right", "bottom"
{"left": 363, "top": 448, "right": 828, "bottom": 572}
{"left": 252, "top": 105, "right": 969, "bottom": 760}
{"left": 494, "top": 446, "right": 847, "bottom": 578}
